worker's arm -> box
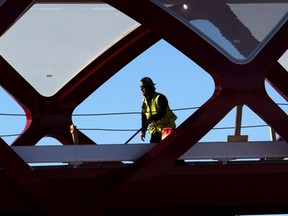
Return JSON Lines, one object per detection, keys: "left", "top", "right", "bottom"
{"left": 141, "top": 103, "right": 148, "bottom": 141}
{"left": 141, "top": 112, "right": 148, "bottom": 132}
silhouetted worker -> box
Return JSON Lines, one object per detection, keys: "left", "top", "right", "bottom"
{"left": 140, "top": 77, "right": 177, "bottom": 143}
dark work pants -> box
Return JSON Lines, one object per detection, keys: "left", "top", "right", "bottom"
{"left": 150, "top": 132, "right": 162, "bottom": 143}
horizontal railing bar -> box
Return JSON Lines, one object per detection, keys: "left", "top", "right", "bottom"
{"left": 11, "top": 141, "right": 288, "bottom": 163}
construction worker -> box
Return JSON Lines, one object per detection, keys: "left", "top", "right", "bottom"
{"left": 140, "top": 77, "right": 177, "bottom": 143}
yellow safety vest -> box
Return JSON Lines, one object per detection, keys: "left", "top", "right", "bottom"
{"left": 143, "top": 93, "right": 177, "bottom": 134}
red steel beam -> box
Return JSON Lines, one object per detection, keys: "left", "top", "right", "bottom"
{"left": 0, "top": 0, "right": 33, "bottom": 37}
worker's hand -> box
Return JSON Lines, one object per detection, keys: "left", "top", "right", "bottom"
{"left": 141, "top": 132, "right": 146, "bottom": 141}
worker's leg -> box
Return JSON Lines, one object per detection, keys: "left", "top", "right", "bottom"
{"left": 150, "top": 132, "right": 161, "bottom": 143}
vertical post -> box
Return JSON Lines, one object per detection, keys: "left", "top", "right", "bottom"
{"left": 269, "top": 127, "right": 276, "bottom": 141}
{"left": 235, "top": 104, "right": 243, "bottom": 136}
{"left": 70, "top": 124, "right": 80, "bottom": 168}
{"left": 227, "top": 104, "right": 248, "bottom": 142}
{"left": 70, "top": 124, "right": 79, "bottom": 144}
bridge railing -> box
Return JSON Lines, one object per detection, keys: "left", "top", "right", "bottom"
{"left": 11, "top": 141, "right": 288, "bottom": 165}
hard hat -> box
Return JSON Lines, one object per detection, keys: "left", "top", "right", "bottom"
{"left": 140, "top": 77, "right": 155, "bottom": 87}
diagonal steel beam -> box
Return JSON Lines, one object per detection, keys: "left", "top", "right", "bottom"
{"left": 0, "top": 138, "right": 65, "bottom": 215}
{"left": 0, "top": 0, "right": 33, "bottom": 37}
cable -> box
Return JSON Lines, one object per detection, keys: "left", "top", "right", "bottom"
{"left": 212, "top": 124, "right": 268, "bottom": 130}
{"left": 0, "top": 124, "right": 273, "bottom": 138}
{"left": 0, "top": 103, "right": 286, "bottom": 117}
{"left": 0, "top": 104, "right": 285, "bottom": 138}
{"left": 73, "top": 111, "right": 140, "bottom": 116}
{"left": 78, "top": 128, "right": 137, "bottom": 132}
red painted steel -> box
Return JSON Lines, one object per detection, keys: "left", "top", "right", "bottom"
{"left": 0, "top": 0, "right": 287, "bottom": 215}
